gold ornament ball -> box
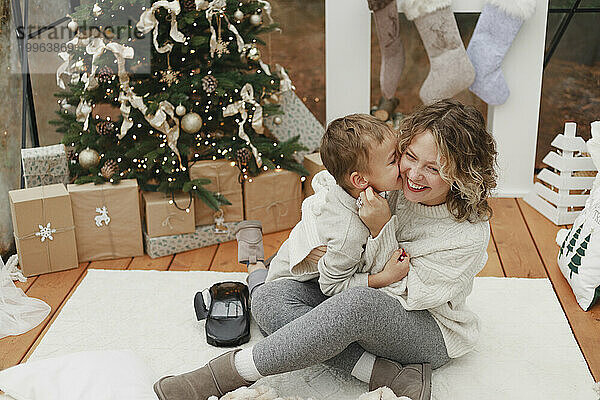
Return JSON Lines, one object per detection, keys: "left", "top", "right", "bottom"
{"left": 181, "top": 112, "right": 203, "bottom": 133}
{"left": 274, "top": 116, "right": 283, "bottom": 125}
{"left": 234, "top": 9, "right": 244, "bottom": 21}
{"left": 249, "top": 14, "right": 262, "bottom": 26}
{"left": 176, "top": 104, "right": 187, "bottom": 116}
{"left": 247, "top": 46, "right": 261, "bottom": 61}
{"left": 68, "top": 20, "right": 78, "bottom": 32}
{"left": 78, "top": 148, "right": 100, "bottom": 169}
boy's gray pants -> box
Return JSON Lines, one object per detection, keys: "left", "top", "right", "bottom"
{"left": 247, "top": 273, "right": 450, "bottom": 377}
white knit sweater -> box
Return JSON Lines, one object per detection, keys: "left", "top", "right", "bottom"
{"left": 266, "top": 171, "right": 375, "bottom": 295}
{"left": 363, "top": 190, "right": 489, "bottom": 358}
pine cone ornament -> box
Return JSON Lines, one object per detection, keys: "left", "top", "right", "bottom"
{"left": 97, "top": 66, "right": 114, "bottom": 84}
{"left": 236, "top": 147, "right": 252, "bottom": 169}
{"left": 101, "top": 160, "right": 119, "bottom": 179}
{"left": 96, "top": 120, "right": 116, "bottom": 135}
{"left": 201, "top": 75, "right": 218, "bottom": 94}
{"left": 180, "top": 0, "right": 196, "bottom": 11}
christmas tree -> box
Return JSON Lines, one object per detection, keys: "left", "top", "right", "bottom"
{"left": 565, "top": 225, "right": 581, "bottom": 255}
{"left": 52, "top": 0, "right": 307, "bottom": 210}
{"left": 568, "top": 232, "right": 590, "bottom": 278}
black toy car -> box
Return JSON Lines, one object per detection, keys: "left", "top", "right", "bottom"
{"left": 194, "top": 281, "right": 251, "bottom": 347}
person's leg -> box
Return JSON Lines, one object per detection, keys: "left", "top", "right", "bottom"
{"left": 238, "top": 277, "right": 367, "bottom": 381}
{"left": 252, "top": 286, "right": 450, "bottom": 376}
{"left": 251, "top": 278, "right": 328, "bottom": 336}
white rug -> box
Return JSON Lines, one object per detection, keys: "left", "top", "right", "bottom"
{"left": 5, "top": 270, "right": 597, "bottom": 400}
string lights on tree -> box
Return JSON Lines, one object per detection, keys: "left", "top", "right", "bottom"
{"left": 53, "top": 0, "right": 308, "bottom": 210}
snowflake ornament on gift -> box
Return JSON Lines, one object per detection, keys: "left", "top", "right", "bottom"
{"left": 35, "top": 223, "right": 57, "bottom": 242}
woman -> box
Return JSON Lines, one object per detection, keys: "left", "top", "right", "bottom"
{"left": 153, "top": 99, "right": 498, "bottom": 400}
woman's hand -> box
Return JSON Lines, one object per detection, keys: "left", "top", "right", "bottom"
{"left": 358, "top": 187, "right": 392, "bottom": 237}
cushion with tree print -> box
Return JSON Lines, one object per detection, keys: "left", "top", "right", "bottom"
{"left": 556, "top": 123, "right": 600, "bottom": 311}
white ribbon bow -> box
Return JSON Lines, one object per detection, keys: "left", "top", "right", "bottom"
{"left": 56, "top": 36, "right": 86, "bottom": 89}
{"left": 137, "top": 0, "right": 186, "bottom": 54}
{"left": 274, "top": 64, "right": 294, "bottom": 92}
{"left": 85, "top": 38, "right": 135, "bottom": 90}
{"left": 76, "top": 99, "right": 93, "bottom": 130}
{"left": 257, "top": 0, "right": 276, "bottom": 26}
{"left": 148, "top": 101, "right": 182, "bottom": 165}
{"left": 223, "top": 83, "right": 264, "bottom": 167}
{"left": 205, "top": 0, "right": 245, "bottom": 58}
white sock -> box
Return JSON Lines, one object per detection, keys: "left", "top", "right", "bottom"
{"left": 234, "top": 347, "right": 264, "bottom": 382}
{"left": 351, "top": 351, "right": 376, "bottom": 383}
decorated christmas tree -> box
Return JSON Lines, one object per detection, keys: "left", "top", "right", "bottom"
{"left": 52, "top": 0, "right": 307, "bottom": 210}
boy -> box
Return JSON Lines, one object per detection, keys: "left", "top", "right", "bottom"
{"left": 262, "top": 113, "right": 410, "bottom": 295}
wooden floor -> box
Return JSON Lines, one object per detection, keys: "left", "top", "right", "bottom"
{"left": 1, "top": 198, "right": 599, "bottom": 381}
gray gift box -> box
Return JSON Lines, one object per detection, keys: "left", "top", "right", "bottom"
{"left": 144, "top": 221, "right": 241, "bottom": 258}
{"left": 21, "top": 144, "right": 70, "bottom": 188}
{"left": 264, "top": 90, "right": 324, "bottom": 162}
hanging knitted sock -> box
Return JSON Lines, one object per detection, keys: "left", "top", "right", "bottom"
{"left": 368, "top": 0, "right": 404, "bottom": 100}
{"left": 466, "top": 0, "right": 536, "bottom": 105}
{"left": 403, "top": 0, "right": 475, "bottom": 105}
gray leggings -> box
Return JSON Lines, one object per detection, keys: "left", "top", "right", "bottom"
{"left": 248, "top": 276, "right": 450, "bottom": 377}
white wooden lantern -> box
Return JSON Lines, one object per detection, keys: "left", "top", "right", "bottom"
{"left": 524, "top": 122, "right": 598, "bottom": 225}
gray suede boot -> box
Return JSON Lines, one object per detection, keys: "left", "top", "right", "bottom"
{"left": 369, "top": 358, "right": 432, "bottom": 400}
{"left": 153, "top": 350, "right": 251, "bottom": 400}
{"left": 235, "top": 220, "right": 264, "bottom": 264}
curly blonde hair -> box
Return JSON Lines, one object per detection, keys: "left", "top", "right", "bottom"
{"left": 399, "top": 99, "right": 498, "bottom": 222}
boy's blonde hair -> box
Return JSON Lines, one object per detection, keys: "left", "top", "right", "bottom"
{"left": 399, "top": 99, "right": 498, "bottom": 222}
{"left": 320, "top": 114, "right": 397, "bottom": 191}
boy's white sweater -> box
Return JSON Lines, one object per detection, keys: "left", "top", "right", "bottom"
{"left": 363, "top": 190, "right": 489, "bottom": 358}
{"left": 266, "top": 171, "right": 374, "bottom": 295}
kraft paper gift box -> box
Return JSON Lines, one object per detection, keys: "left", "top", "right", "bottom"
{"left": 9, "top": 184, "right": 78, "bottom": 277}
{"left": 303, "top": 152, "right": 326, "bottom": 198}
{"left": 189, "top": 160, "right": 244, "bottom": 226}
{"left": 144, "top": 221, "right": 241, "bottom": 258}
{"left": 67, "top": 179, "right": 143, "bottom": 261}
{"left": 244, "top": 169, "right": 302, "bottom": 234}
{"left": 143, "top": 191, "right": 195, "bottom": 238}
{"left": 21, "top": 144, "right": 70, "bottom": 188}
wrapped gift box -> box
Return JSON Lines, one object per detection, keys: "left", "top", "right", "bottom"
{"left": 9, "top": 184, "right": 78, "bottom": 276}
{"left": 21, "top": 144, "right": 70, "bottom": 188}
{"left": 189, "top": 160, "right": 244, "bottom": 226}
{"left": 244, "top": 169, "right": 302, "bottom": 234}
{"left": 264, "top": 90, "right": 324, "bottom": 162}
{"left": 143, "top": 191, "right": 195, "bottom": 238}
{"left": 144, "top": 221, "right": 240, "bottom": 258}
{"left": 67, "top": 179, "right": 143, "bottom": 261}
{"left": 303, "top": 152, "right": 326, "bottom": 198}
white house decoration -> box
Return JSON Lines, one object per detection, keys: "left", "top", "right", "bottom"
{"left": 524, "top": 122, "right": 598, "bottom": 225}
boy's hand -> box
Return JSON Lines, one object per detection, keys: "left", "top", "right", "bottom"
{"left": 368, "top": 249, "right": 410, "bottom": 288}
{"left": 358, "top": 187, "right": 391, "bottom": 237}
